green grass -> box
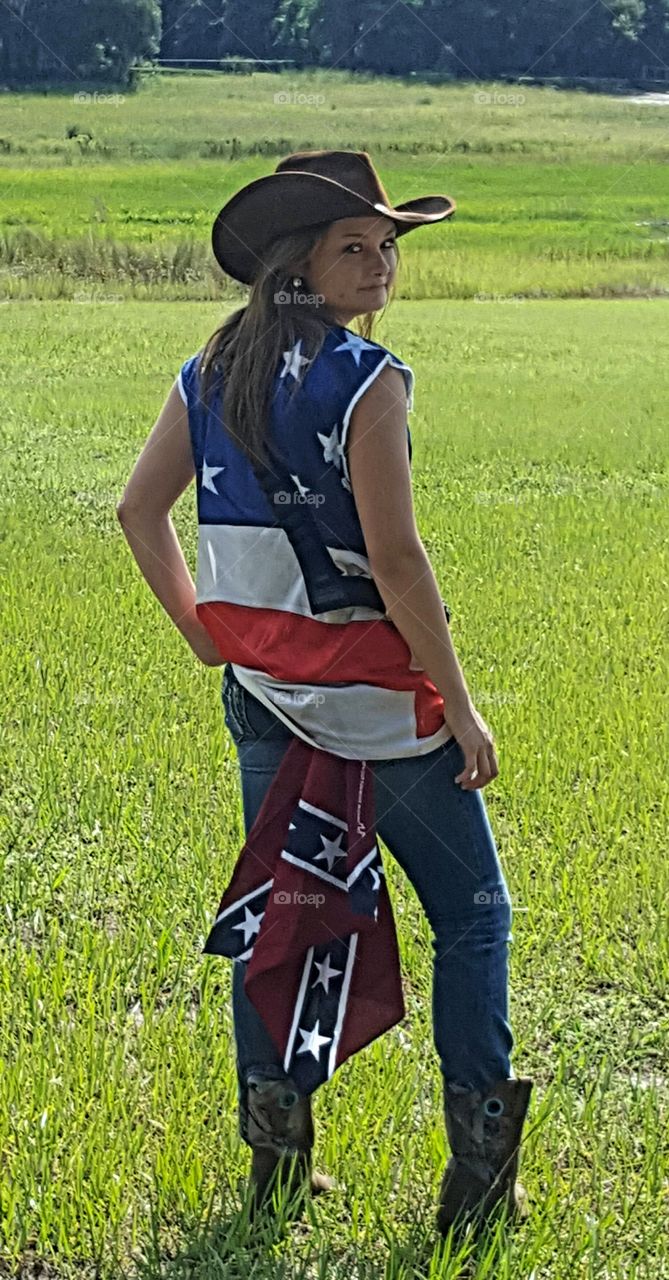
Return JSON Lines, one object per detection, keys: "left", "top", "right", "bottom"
{"left": 1, "top": 297, "right": 668, "bottom": 1278}
{"left": 2, "top": 70, "right": 669, "bottom": 165}
{"left": 1, "top": 70, "right": 669, "bottom": 299}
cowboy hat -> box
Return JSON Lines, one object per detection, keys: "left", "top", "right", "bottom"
{"left": 211, "top": 148, "right": 456, "bottom": 286}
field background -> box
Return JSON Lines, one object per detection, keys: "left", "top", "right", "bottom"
{"left": 1, "top": 70, "right": 669, "bottom": 1280}
{"left": 3, "top": 71, "right": 669, "bottom": 302}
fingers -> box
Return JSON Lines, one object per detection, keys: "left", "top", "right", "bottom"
{"left": 456, "top": 742, "right": 499, "bottom": 790}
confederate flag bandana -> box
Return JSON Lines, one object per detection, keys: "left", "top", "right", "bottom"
{"left": 202, "top": 735, "right": 406, "bottom": 1094}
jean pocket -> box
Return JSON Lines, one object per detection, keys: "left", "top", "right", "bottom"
{"left": 222, "top": 667, "right": 295, "bottom": 745}
{"left": 222, "top": 668, "right": 255, "bottom": 744}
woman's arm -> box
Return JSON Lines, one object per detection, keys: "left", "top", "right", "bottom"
{"left": 115, "top": 380, "right": 222, "bottom": 663}
{"left": 346, "top": 365, "right": 473, "bottom": 710}
{"left": 347, "top": 365, "right": 499, "bottom": 789}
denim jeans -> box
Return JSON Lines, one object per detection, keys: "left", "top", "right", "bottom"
{"left": 220, "top": 665, "right": 515, "bottom": 1144}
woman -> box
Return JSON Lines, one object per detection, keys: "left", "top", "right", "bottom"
{"left": 116, "top": 149, "right": 533, "bottom": 1238}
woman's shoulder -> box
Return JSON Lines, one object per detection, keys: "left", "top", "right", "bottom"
{"left": 176, "top": 347, "right": 206, "bottom": 404}
{"left": 324, "top": 324, "right": 408, "bottom": 363}
{"left": 318, "top": 325, "right": 414, "bottom": 409}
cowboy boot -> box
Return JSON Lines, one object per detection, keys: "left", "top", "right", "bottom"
{"left": 436, "top": 1076, "right": 533, "bottom": 1237}
{"left": 245, "top": 1074, "right": 336, "bottom": 1219}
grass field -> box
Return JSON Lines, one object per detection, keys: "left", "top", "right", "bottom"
{"left": 1, "top": 69, "right": 669, "bottom": 1279}
{"left": 2, "top": 71, "right": 669, "bottom": 301}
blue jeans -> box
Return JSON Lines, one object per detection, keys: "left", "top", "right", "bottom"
{"left": 220, "top": 665, "right": 515, "bottom": 1143}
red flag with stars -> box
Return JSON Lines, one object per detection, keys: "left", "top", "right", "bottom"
{"left": 202, "top": 735, "right": 406, "bottom": 1094}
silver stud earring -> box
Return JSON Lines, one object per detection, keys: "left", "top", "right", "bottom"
{"left": 292, "top": 276, "right": 303, "bottom": 288}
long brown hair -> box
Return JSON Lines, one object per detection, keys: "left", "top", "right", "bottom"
{"left": 198, "top": 221, "right": 399, "bottom": 472}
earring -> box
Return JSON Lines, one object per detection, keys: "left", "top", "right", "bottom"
{"left": 292, "top": 276, "right": 303, "bottom": 288}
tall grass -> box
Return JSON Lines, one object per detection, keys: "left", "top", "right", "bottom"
{"left": 1, "top": 297, "right": 668, "bottom": 1277}
{"left": 1, "top": 71, "right": 669, "bottom": 299}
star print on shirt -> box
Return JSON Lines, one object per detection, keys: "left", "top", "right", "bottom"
{"left": 289, "top": 472, "right": 311, "bottom": 498}
{"left": 296, "top": 1019, "right": 332, "bottom": 1061}
{"left": 314, "top": 831, "right": 347, "bottom": 873}
{"left": 332, "top": 331, "right": 379, "bottom": 366}
{"left": 232, "top": 905, "right": 265, "bottom": 945}
{"left": 317, "top": 422, "right": 346, "bottom": 472}
{"left": 281, "top": 338, "right": 310, "bottom": 382}
{"left": 202, "top": 457, "right": 226, "bottom": 494}
{"left": 312, "top": 952, "right": 343, "bottom": 995}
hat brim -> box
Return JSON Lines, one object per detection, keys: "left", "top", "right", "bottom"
{"left": 211, "top": 170, "right": 456, "bottom": 285}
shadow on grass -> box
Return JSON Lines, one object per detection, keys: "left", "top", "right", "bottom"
{"left": 122, "top": 1169, "right": 531, "bottom": 1280}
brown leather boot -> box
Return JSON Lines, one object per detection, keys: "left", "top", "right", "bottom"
{"left": 436, "top": 1076, "right": 533, "bottom": 1237}
{"left": 245, "top": 1074, "right": 336, "bottom": 1220}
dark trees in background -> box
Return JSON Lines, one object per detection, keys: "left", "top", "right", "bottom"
{"left": 0, "top": 0, "right": 668, "bottom": 85}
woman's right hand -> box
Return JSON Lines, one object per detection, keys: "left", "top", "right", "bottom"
{"left": 445, "top": 698, "right": 499, "bottom": 790}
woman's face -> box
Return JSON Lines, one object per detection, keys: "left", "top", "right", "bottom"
{"left": 302, "top": 215, "right": 398, "bottom": 326}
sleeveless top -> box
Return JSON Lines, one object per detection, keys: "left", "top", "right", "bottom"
{"left": 178, "top": 323, "right": 452, "bottom": 760}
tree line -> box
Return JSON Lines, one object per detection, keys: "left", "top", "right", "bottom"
{"left": 1, "top": 0, "right": 668, "bottom": 85}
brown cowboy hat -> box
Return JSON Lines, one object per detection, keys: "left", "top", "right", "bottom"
{"left": 211, "top": 148, "right": 456, "bottom": 286}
